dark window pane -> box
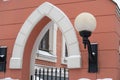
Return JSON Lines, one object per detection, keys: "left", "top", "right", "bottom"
{"left": 0, "top": 47, "right": 7, "bottom": 72}
{"left": 39, "top": 30, "right": 49, "bottom": 52}
{"left": 0, "top": 62, "right": 5, "bottom": 72}
{"left": 65, "top": 44, "right": 68, "bottom": 57}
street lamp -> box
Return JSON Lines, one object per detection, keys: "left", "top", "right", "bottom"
{"left": 74, "top": 12, "right": 98, "bottom": 73}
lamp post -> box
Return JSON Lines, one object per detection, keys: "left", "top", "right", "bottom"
{"left": 74, "top": 12, "right": 98, "bottom": 73}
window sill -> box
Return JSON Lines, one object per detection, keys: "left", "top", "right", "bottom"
{"left": 36, "top": 50, "right": 57, "bottom": 62}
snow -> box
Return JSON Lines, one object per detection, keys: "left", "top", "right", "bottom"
{"left": 0, "top": 77, "right": 43, "bottom": 80}
{"left": 0, "top": 77, "right": 18, "bottom": 80}
{"left": 33, "top": 76, "right": 43, "bottom": 80}
{"left": 78, "top": 78, "right": 112, "bottom": 80}
{"left": 37, "top": 50, "right": 56, "bottom": 58}
{"left": 78, "top": 78, "right": 90, "bottom": 80}
{"left": 37, "top": 50, "right": 53, "bottom": 57}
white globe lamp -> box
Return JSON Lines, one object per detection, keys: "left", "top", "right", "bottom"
{"left": 74, "top": 12, "right": 98, "bottom": 73}
{"left": 74, "top": 12, "right": 96, "bottom": 32}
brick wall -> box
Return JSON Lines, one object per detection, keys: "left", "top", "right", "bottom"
{"left": 0, "top": 0, "right": 120, "bottom": 80}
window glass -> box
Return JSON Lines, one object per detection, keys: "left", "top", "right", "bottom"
{"left": 61, "top": 36, "right": 68, "bottom": 64}
{"left": 36, "top": 22, "right": 57, "bottom": 62}
{"left": 65, "top": 44, "right": 68, "bottom": 57}
{"left": 39, "top": 30, "right": 49, "bottom": 52}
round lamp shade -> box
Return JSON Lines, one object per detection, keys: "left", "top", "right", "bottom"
{"left": 74, "top": 12, "right": 97, "bottom": 32}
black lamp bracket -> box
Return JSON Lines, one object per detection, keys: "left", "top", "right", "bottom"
{"left": 80, "top": 30, "right": 98, "bottom": 73}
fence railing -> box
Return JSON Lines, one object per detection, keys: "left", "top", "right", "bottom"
{"left": 31, "top": 67, "right": 69, "bottom": 80}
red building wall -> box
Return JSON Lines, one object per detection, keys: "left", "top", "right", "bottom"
{"left": 0, "top": 0, "right": 120, "bottom": 80}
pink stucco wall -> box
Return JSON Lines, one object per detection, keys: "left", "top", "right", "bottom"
{"left": 0, "top": 0, "right": 120, "bottom": 80}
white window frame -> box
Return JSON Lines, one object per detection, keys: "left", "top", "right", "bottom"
{"left": 61, "top": 36, "right": 68, "bottom": 64}
{"left": 36, "top": 21, "right": 58, "bottom": 62}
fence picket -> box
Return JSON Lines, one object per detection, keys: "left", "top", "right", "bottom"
{"left": 39, "top": 69, "right": 41, "bottom": 80}
{"left": 51, "top": 68, "right": 53, "bottom": 80}
{"left": 64, "top": 68, "right": 66, "bottom": 80}
{"left": 59, "top": 68, "right": 61, "bottom": 80}
{"left": 32, "top": 67, "right": 68, "bottom": 80}
{"left": 47, "top": 68, "right": 49, "bottom": 80}
{"left": 55, "top": 68, "right": 57, "bottom": 80}
{"left": 31, "top": 75, "right": 33, "bottom": 80}
{"left": 43, "top": 68, "right": 45, "bottom": 80}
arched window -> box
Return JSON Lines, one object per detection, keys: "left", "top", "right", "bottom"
{"left": 36, "top": 22, "right": 57, "bottom": 62}
{"left": 39, "top": 30, "right": 49, "bottom": 52}
{"left": 36, "top": 21, "right": 68, "bottom": 64}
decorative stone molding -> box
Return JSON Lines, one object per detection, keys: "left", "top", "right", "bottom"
{"left": 112, "top": 0, "right": 120, "bottom": 9}
{"left": 10, "top": 2, "right": 81, "bottom": 69}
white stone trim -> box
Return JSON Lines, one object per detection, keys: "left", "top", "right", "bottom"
{"left": 10, "top": 58, "right": 22, "bottom": 69}
{"left": 61, "top": 36, "right": 67, "bottom": 64}
{"left": 37, "top": 22, "right": 52, "bottom": 44}
{"left": 64, "top": 28, "right": 78, "bottom": 45}
{"left": 35, "top": 21, "right": 57, "bottom": 62}
{"left": 58, "top": 16, "right": 73, "bottom": 33}
{"left": 49, "top": 23, "right": 57, "bottom": 56}
{"left": 67, "top": 55, "right": 81, "bottom": 69}
{"left": 68, "top": 42, "right": 80, "bottom": 56}
{"left": 52, "top": 24, "right": 58, "bottom": 55}
{"left": 112, "top": 0, "right": 120, "bottom": 9}
{"left": 10, "top": 2, "right": 81, "bottom": 69}
{"left": 36, "top": 50, "right": 57, "bottom": 62}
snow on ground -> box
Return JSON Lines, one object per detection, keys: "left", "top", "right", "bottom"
{"left": 0, "top": 77, "right": 18, "bottom": 80}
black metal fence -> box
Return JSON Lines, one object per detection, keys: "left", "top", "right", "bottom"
{"left": 31, "top": 67, "right": 69, "bottom": 80}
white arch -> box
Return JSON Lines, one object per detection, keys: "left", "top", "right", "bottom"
{"left": 9, "top": 2, "right": 81, "bottom": 69}
{"left": 112, "top": 0, "right": 120, "bottom": 8}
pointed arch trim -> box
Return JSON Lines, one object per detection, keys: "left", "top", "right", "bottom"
{"left": 9, "top": 2, "right": 81, "bottom": 69}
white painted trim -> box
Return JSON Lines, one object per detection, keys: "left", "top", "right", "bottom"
{"left": 35, "top": 21, "right": 57, "bottom": 62}
{"left": 49, "top": 23, "right": 57, "bottom": 56}
{"left": 112, "top": 0, "right": 120, "bottom": 9}
{"left": 61, "top": 35, "right": 67, "bottom": 64}
{"left": 36, "top": 50, "right": 57, "bottom": 62}
{"left": 67, "top": 55, "right": 81, "bottom": 69}
{"left": 37, "top": 22, "right": 52, "bottom": 47}
{"left": 10, "top": 2, "right": 81, "bottom": 69}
